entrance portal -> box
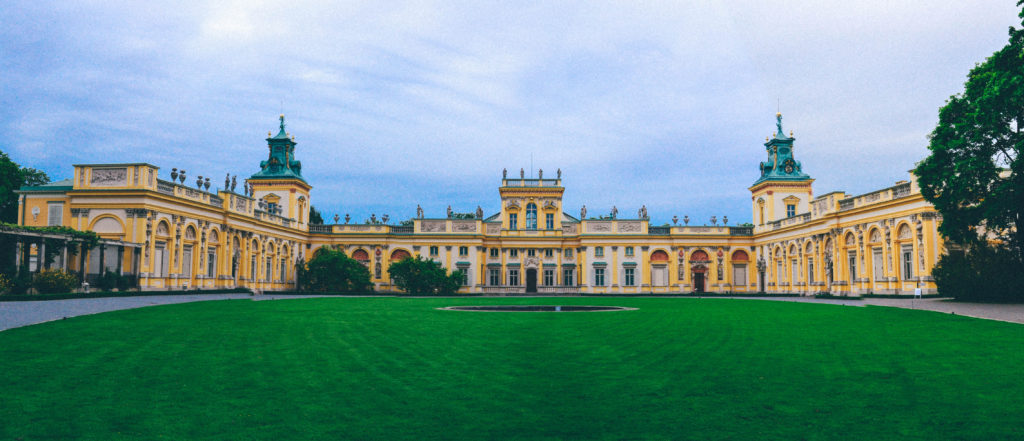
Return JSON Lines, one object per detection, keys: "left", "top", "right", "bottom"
{"left": 526, "top": 268, "right": 538, "bottom": 293}
{"left": 693, "top": 272, "right": 705, "bottom": 293}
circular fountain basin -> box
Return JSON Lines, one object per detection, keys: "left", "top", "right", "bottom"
{"left": 440, "top": 305, "right": 634, "bottom": 312}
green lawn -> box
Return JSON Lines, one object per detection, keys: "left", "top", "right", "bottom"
{"left": 2, "top": 297, "right": 1022, "bottom": 440}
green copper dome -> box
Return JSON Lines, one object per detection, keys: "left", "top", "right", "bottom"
{"left": 752, "top": 113, "right": 811, "bottom": 185}
{"left": 250, "top": 114, "right": 305, "bottom": 182}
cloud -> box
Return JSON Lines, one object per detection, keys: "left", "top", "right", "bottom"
{"left": 1, "top": 0, "right": 1021, "bottom": 225}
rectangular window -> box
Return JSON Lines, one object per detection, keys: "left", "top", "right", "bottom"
{"left": 154, "top": 242, "right": 167, "bottom": 277}
{"left": 251, "top": 256, "right": 256, "bottom": 281}
{"left": 543, "top": 269, "right": 554, "bottom": 286}
{"left": 545, "top": 213, "right": 554, "bottom": 229}
{"left": 594, "top": 268, "right": 605, "bottom": 286}
{"left": 47, "top": 203, "right": 64, "bottom": 226}
{"left": 625, "top": 246, "right": 634, "bottom": 257}
{"left": 544, "top": 249, "right": 553, "bottom": 258}
{"left": 265, "top": 257, "right": 272, "bottom": 282}
{"left": 489, "top": 269, "right": 500, "bottom": 286}
{"left": 848, "top": 251, "right": 857, "bottom": 281}
{"left": 430, "top": 246, "right": 439, "bottom": 257}
{"left": 509, "top": 249, "right": 518, "bottom": 258}
{"left": 873, "top": 249, "right": 885, "bottom": 281}
{"left": 902, "top": 246, "right": 913, "bottom": 279}
{"left": 808, "top": 259, "right": 815, "bottom": 284}
{"left": 489, "top": 248, "right": 499, "bottom": 258}
{"left": 791, "top": 259, "right": 798, "bottom": 284}
{"left": 733, "top": 264, "right": 747, "bottom": 286}
{"left": 459, "top": 246, "right": 468, "bottom": 257}
{"left": 564, "top": 249, "right": 573, "bottom": 258}
{"left": 509, "top": 269, "right": 520, "bottom": 286}
{"left": 595, "top": 247, "right": 604, "bottom": 257}
{"left": 458, "top": 269, "right": 469, "bottom": 286}
{"left": 508, "top": 213, "right": 517, "bottom": 230}
{"left": 280, "top": 259, "right": 287, "bottom": 282}
{"left": 787, "top": 204, "right": 796, "bottom": 217}
{"left": 563, "top": 268, "right": 574, "bottom": 286}
{"left": 527, "top": 249, "right": 536, "bottom": 257}
{"left": 207, "top": 247, "right": 217, "bottom": 277}
{"left": 182, "top": 245, "right": 193, "bottom": 278}
{"left": 624, "top": 267, "right": 635, "bottom": 286}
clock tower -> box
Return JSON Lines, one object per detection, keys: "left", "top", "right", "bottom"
{"left": 750, "top": 113, "right": 813, "bottom": 231}
{"left": 248, "top": 114, "right": 312, "bottom": 228}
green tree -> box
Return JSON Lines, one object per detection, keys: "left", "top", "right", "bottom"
{"left": 0, "top": 151, "right": 24, "bottom": 224}
{"left": 20, "top": 167, "right": 50, "bottom": 187}
{"left": 914, "top": 3, "right": 1024, "bottom": 300}
{"left": 387, "top": 256, "right": 464, "bottom": 295}
{"left": 298, "top": 246, "right": 372, "bottom": 293}
{"left": 309, "top": 205, "right": 324, "bottom": 224}
{"left": 0, "top": 151, "right": 50, "bottom": 223}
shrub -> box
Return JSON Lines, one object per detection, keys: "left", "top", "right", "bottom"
{"left": 388, "top": 256, "right": 464, "bottom": 295}
{"left": 0, "top": 273, "right": 11, "bottom": 294}
{"left": 96, "top": 269, "right": 120, "bottom": 291}
{"left": 299, "top": 246, "right": 373, "bottom": 293}
{"left": 117, "top": 274, "right": 136, "bottom": 291}
{"left": 33, "top": 269, "right": 79, "bottom": 294}
{"left": 10, "top": 272, "right": 33, "bottom": 295}
{"left": 933, "top": 243, "right": 1024, "bottom": 302}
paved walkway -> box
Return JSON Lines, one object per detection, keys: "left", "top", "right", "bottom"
{"left": 2, "top": 294, "right": 1023, "bottom": 332}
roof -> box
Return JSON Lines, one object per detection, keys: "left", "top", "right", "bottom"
{"left": 18, "top": 179, "right": 73, "bottom": 192}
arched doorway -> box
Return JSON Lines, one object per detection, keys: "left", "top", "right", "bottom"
{"left": 650, "top": 250, "right": 669, "bottom": 287}
{"left": 690, "top": 250, "right": 710, "bottom": 293}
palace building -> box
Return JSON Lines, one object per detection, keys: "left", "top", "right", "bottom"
{"left": 16, "top": 113, "right": 943, "bottom": 295}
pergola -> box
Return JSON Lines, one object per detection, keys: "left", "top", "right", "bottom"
{"left": 0, "top": 226, "right": 142, "bottom": 286}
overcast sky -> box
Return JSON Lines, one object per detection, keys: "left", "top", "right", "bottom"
{"left": 2, "top": 1, "right": 1021, "bottom": 225}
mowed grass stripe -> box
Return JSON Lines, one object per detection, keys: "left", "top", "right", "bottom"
{"left": 1, "top": 297, "right": 1023, "bottom": 440}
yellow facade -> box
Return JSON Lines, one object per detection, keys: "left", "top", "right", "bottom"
{"left": 18, "top": 115, "right": 942, "bottom": 295}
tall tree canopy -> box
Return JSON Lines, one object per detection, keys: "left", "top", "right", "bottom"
{"left": 915, "top": 3, "right": 1024, "bottom": 300}
{"left": 0, "top": 150, "right": 51, "bottom": 223}
{"left": 914, "top": 3, "right": 1024, "bottom": 258}
{"left": 308, "top": 205, "right": 324, "bottom": 225}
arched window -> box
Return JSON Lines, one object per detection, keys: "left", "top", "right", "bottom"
{"left": 352, "top": 249, "right": 370, "bottom": 266}
{"left": 390, "top": 249, "right": 411, "bottom": 262}
{"left": 525, "top": 203, "right": 537, "bottom": 230}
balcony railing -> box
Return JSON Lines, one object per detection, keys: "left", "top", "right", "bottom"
{"left": 390, "top": 226, "right": 414, "bottom": 234}
{"left": 729, "top": 226, "right": 754, "bottom": 235}
{"left": 481, "top": 286, "right": 581, "bottom": 295}
{"left": 309, "top": 224, "right": 332, "bottom": 233}
{"left": 648, "top": 226, "right": 671, "bottom": 235}
{"left": 892, "top": 182, "right": 912, "bottom": 199}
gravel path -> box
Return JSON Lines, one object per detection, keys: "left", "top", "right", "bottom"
{"left": 2, "top": 294, "right": 1022, "bottom": 332}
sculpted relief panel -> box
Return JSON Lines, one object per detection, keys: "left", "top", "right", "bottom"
{"left": 562, "top": 224, "right": 578, "bottom": 234}
{"left": 587, "top": 222, "right": 612, "bottom": 232}
{"left": 618, "top": 222, "right": 641, "bottom": 233}
{"left": 452, "top": 221, "right": 477, "bottom": 232}
{"left": 422, "top": 220, "right": 446, "bottom": 232}
{"left": 486, "top": 223, "right": 501, "bottom": 235}
{"left": 90, "top": 168, "right": 127, "bottom": 186}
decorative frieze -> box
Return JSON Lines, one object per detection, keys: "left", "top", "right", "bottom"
{"left": 90, "top": 167, "right": 127, "bottom": 186}
{"left": 422, "top": 220, "right": 446, "bottom": 232}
